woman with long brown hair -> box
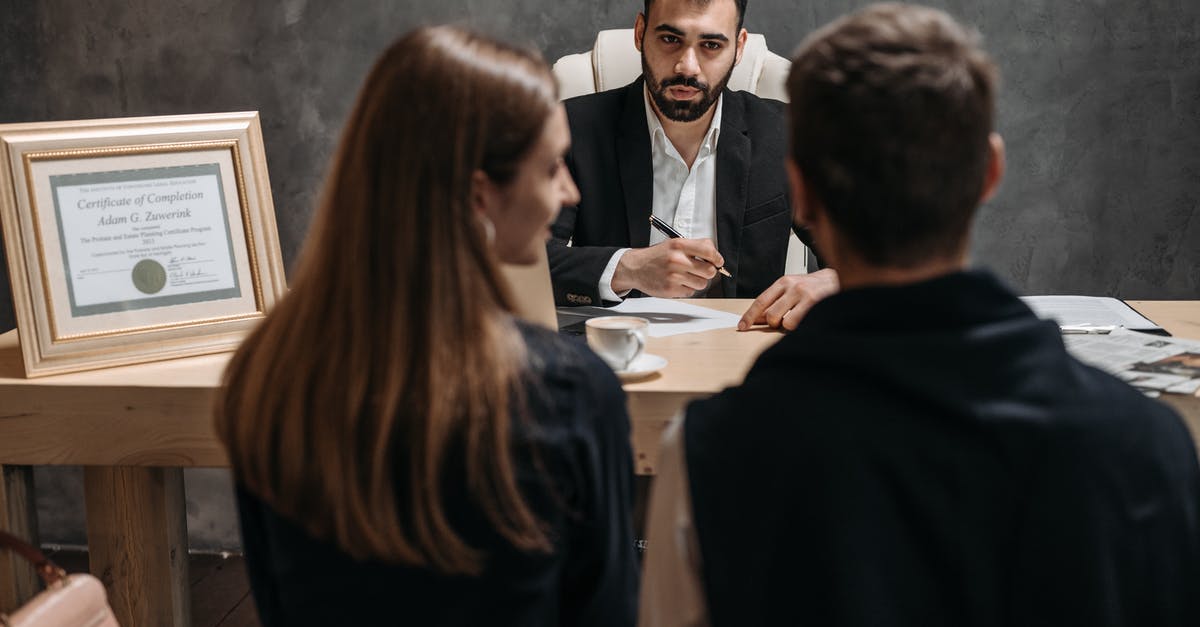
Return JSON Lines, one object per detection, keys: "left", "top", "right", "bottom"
{"left": 215, "top": 26, "right": 637, "bottom": 626}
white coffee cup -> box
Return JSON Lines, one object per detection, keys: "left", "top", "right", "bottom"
{"left": 586, "top": 316, "right": 649, "bottom": 372}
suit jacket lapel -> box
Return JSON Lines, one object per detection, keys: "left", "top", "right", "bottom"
{"left": 714, "top": 91, "right": 749, "bottom": 296}
{"left": 618, "top": 78, "right": 653, "bottom": 248}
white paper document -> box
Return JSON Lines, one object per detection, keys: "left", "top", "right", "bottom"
{"left": 570, "top": 297, "right": 742, "bottom": 337}
{"left": 605, "top": 298, "right": 741, "bottom": 337}
{"left": 1020, "top": 295, "right": 1162, "bottom": 332}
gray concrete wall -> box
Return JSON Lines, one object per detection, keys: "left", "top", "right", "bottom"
{"left": 1, "top": 1, "right": 1198, "bottom": 551}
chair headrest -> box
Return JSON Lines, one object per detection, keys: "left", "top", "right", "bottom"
{"left": 552, "top": 28, "right": 791, "bottom": 102}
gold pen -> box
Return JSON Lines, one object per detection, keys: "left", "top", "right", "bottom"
{"left": 648, "top": 215, "right": 733, "bottom": 278}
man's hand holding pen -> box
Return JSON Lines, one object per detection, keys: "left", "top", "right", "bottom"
{"left": 648, "top": 215, "right": 732, "bottom": 278}
{"left": 611, "top": 237, "right": 725, "bottom": 298}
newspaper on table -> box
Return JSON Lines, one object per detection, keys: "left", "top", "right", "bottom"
{"left": 1064, "top": 329, "right": 1200, "bottom": 396}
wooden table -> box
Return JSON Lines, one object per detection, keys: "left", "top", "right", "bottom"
{"left": 0, "top": 335, "right": 226, "bottom": 625}
{"left": 622, "top": 300, "right": 782, "bottom": 474}
{"left": 0, "top": 299, "right": 1196, "bottom": 625}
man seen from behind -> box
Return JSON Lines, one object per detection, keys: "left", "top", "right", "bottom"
{"left": 639, "top": 4, "right": 1200, "bottom": 626}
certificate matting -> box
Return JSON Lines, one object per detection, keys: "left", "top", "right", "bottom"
{"left": 0, "top": 112, "right": 287, "bottom": 377}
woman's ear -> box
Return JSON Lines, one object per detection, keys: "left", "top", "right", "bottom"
{"left": 471, "top": 169, "right": 499, "bottom": 219}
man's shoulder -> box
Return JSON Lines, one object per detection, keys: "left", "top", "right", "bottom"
{"left": 721, "top": 90, "right": 788, "bottom": 159}
{"left": 684, "top": 349, "right": 824, "bottom": 442}
{"left": 563, "top": 81, "right": 636, "bottom": 126}
{"left": 724, "top": 89, "right": 786, "bottom": 125}
{"left": 1053, "top": 361, "right": 1191, "bottom": 450}
{"left": 728, "top": 88, "right": 785, "bottom": 111}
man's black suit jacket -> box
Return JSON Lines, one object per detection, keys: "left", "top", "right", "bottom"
{"left": 547, "top": 78, "right": 796, "bottom": 306}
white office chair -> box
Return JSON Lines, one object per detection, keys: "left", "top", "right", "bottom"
{"left": 552, "top": 29, "right": 808, "bottom": 275}
{"left": 553, "top": 28, "right": 791, "bottom": 101}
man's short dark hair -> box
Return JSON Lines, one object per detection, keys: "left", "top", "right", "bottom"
{"left": 788, "top": 3, "right": 998, "bottom": 267}
{"left": 643, "top": 0, "right": 748, "bottom": 31}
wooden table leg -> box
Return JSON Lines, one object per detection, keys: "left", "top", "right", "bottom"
{"left": 84, "top": 466, "right": 190, "bottom": 627}
{"left": 628, "top": 391, "right": 699, "bottom": 476}
{"left": 0, "top": 465, "right": 40, "bottom": 613}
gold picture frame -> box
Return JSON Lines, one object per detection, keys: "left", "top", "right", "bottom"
{"left": 0, "top": 112, "right": 286, "bottom": 377}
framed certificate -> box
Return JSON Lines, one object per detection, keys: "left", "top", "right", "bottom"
{"left": 0, "top": 112, "right": 287, "bottom": 376}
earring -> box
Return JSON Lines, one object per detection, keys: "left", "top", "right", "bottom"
{"left": 476, "top": 214, "right": 495, "bottom": 247}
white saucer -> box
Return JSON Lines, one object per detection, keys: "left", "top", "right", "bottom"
{"left": 615, "top": 353, "right": 668, "bottom": 381}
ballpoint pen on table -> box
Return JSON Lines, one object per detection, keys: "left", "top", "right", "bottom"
{"left": 648, "top": 214, "right": 733, "bottom": 278}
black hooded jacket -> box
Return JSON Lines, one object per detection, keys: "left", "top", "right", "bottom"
{"left": 684, "top": 270, "right": 1200, "bottom": 626}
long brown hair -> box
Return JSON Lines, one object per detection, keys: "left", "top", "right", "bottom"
{"left": 215, "top": 26, "right": 558, "bottom": 575}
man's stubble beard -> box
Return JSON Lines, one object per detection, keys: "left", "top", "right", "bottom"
{"left": 641, "top": 48, "right": 736, "bottom": 123}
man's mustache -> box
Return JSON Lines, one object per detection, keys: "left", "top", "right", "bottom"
{"left": 660, "top": 75, "right": 708, "bottom": 91}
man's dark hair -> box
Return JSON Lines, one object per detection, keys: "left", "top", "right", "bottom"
{"left": 643, "top": 0, "right": 748, "bottom": 31}
{"left": 788, "top": 3, "right": 998, "bottom": 267}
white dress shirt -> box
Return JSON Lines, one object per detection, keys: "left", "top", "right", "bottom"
{"left": 597, "top": 89, "right": 724, "bottom": 302}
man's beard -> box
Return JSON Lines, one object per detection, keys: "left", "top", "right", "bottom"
{"left": 642, "top": 53, "right": 735, "bottom": 123}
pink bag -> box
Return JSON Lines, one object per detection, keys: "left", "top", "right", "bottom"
{"left": 0, "top": 531, "right": 119, "bottom": 627}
